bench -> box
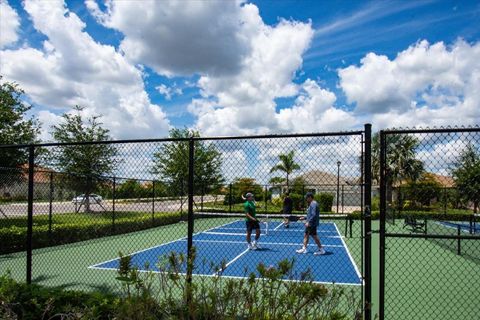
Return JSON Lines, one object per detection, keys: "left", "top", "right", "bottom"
{"left": 403, "top": 216, "right": 426, "bottom": 233}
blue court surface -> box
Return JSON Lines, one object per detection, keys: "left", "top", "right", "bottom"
{"left": 90, "top": 220, "right": 362, "bottom": 285}
{"left": 437, "top": 221, "right": 479, "bottom": 234}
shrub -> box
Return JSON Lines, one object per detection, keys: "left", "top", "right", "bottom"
{"left": 0, "top": 272, "right": 116, "bottom": 319}
{"left": 315, "top": 193, "right": 334, "bottom": 212}
{"left": 115, "top": 250, "right": 361, "bottom": 319}
{"left": 271, "top": 196, "right": 283, "bottom": 207}
{"left": 0, "top": 212, "right": 184, "bottom": 254}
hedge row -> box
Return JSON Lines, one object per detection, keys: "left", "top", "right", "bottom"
{"left": 349, "top": 210, "right": 475, "bottom": 221}
{"left": 0, "top": 212, "right": 185, "bottom": 255}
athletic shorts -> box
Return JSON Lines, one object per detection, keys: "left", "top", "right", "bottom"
{"left": 305, "top": 225, "right": 317, "bottom": 236}
{"left": 246, "top": 220, "right": 260, "bottom": 233}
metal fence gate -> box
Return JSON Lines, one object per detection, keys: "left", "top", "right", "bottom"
{"left": 379, "top": 127, "right": 480, "bottom": 320}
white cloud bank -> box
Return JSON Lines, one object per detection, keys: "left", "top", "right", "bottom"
{"left": 0, "top": 0, "right": 170, "bottom": 140}
{"left": 91, "top": 0, "right": 352, "bottom": 136}
{"left": 0, "top": 0, "right": 20, "bottom": 48}
{"left": 339, "top": 40, "right": 480, "bottom": 130}
{"left": 1, "top": 0, "right": 479, "bottom": 141}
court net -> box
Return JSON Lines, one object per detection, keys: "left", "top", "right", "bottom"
{"left": 194, "top": 212, "right": 351, "bottom": 237}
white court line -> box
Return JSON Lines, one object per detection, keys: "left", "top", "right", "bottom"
{"left": 89, "top": 219, "right": 241, "bottom": 269}
{"left": 90, "top": 219, "right": 358, "bottom": 286}
{"left": 89, "top": 219, "right": 361, "bottom": 286}
{"left": 332, "top": 223, "right": 363, "bottom": 284}
{"left": 90, "top": 266, "right": 360, "bottom": 286}
{"left": 213, "top": 247, "right": 251, "bottom": 276}
{"left": 192, "top": 238, "right": 344, "bottom": 248}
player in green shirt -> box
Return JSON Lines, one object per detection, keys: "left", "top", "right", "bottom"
{"left": 244, "top": 192, "right": 261, "bottom": 250}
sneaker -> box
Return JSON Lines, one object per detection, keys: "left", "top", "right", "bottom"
{"left": 248, "top": 243, "right": 254, "bottom": 250}
{"left": 314, "top": 248, "right": 326, "bottom": 256}
{"left": 284, "top": 224, "right": 290, "bottom": 228}
{"left": 254, "top": 242, "right": 260, "bottom": 249}
{"left": 296, "top": 247, "right": 307, "bottom": 254}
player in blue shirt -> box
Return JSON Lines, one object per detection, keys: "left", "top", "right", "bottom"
{"left": 296, "top": 192, "right": 326, "bottom": 255}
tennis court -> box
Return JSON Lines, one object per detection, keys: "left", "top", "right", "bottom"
{"left": 90, "top": 216, "right": 362, "bottom": 285}
{"left": 436, "top": 218, "right": 479, "bottom": 235}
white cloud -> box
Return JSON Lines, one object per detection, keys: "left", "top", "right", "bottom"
{"left": 339, "top": 40, "right": 480, "bottom": 129}
{"left": 189, "top": 12, "right": 318, "bottom": 135}
{"left": 88, "top": 0, "right": 251, "bottom": 77}
{"left": 276, "top": 79, "right": 358, "bottom": 132}
{"left": 89, "top": 0, "right": 357, "bottom": 136}
{"left": 0, "top": 0, "right": 170, "bottom": 140}
{"left": 156, "top": 83, "right": 182, "bottom": 100}
{"left": 0, "top": 0, "right": 20, "bottom": 48}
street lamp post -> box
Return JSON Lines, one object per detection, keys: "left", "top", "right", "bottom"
{"left": 337, "top": 161, "right": 341, "bottom": 213}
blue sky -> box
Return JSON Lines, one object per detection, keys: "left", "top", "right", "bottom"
{"left": 1, "top": 0, "right": 479, "bottom": 141}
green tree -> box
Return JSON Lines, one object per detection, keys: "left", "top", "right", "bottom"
{"left": 269, "top": 150, "right": 300, "bottom": 188}
{"left": 116, "top": 179, "right": 148, "bottom": 199}
{"left": 404, "top": 173, "right": 442, "bottom": 208}
{"left": 269, "top": 176, "right": 286, "bottom": 185}
{"left": 50, "top": 106, "right": 117, "bottom": 212}
{"left": 224, "top": 177, "right": 264, "bottom": 205}
{"left": 452, "top": 144, "right": 480, "bottom": 213}
{"left": 0, "top": 78, "right": 41, "bottom": 189}
{"left": 152, "top": 128, "right": 224, "bottom": 196}
{"left": 372, "top": 133, "right": 424, "bottom": 200}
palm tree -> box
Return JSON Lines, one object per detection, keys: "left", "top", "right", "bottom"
{"left": 270, "top": 150, "right": 301, "bottom": 188}
{"left": 372, "top": 133, "right": 424, "bottom": 201}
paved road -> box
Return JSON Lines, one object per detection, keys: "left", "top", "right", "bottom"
{"left": 0, "top": 195, "right": 224, "bottom": 218}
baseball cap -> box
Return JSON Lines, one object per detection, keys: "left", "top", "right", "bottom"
{"left": 245, "top": 192, "right": 254, "bottom": 198}
{"left": 305, "top": 192, "right": 314, "bottom": 198}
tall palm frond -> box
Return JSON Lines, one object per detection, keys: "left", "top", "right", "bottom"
{"left": 270, "top": 150, "right": 301, "bottom": 188}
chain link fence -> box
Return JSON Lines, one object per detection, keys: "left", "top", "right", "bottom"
{"left": 0, "top": 129, "right": 369, "bottom": 319}
{"left": 379, "top": 128, "right": 480, "bottom": 320}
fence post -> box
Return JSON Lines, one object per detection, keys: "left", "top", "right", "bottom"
{"left": 112, "top": 177, "right": 116, "bottom": 232}
{"left": 186, "top": 137, "right": 195, "bottom": 312}
{"left": 48, "top": 172, "right": 54, "bottom": 242}
{"left": 26, "top": 145, "right": 34, "bottom": 284}
{"left": 152, "top": 180, "right": 155, "bottom": 224}
{"left": 364, "top": 123, "right": 372, "bottom": 320}
{"left": 379, "top": 130, "right": 387, "bottom": 320}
